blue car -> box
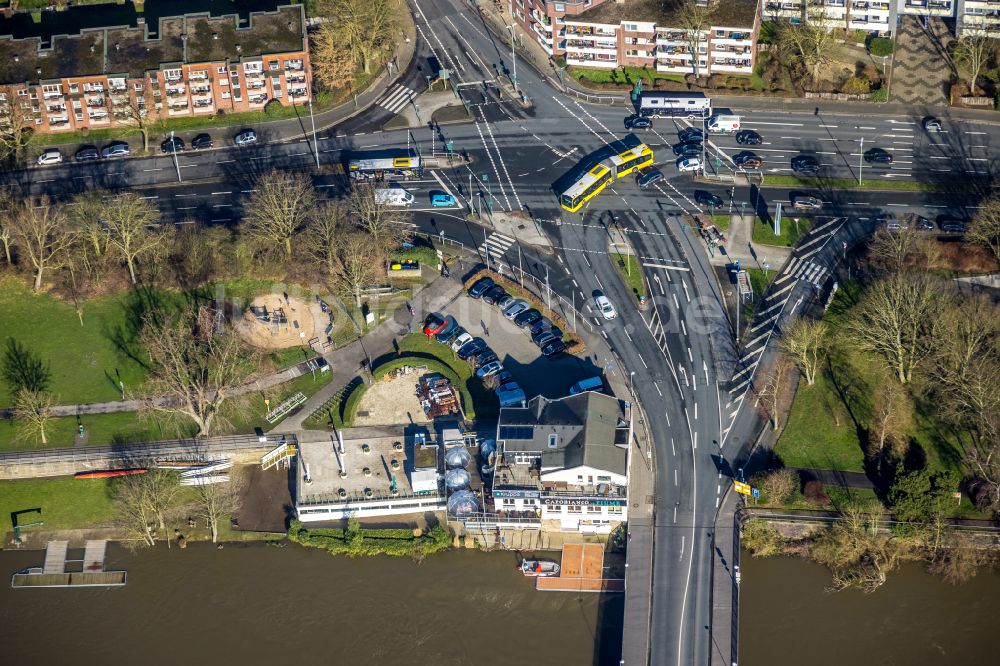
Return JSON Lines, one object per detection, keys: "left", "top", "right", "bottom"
{"left": 431, "top": 192, "right": 456, "bottom": 207}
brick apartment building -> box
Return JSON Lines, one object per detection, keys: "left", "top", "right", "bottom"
{"left": 0, "top": 4, "right": 310, "bottom": 134}
{"left": 764, "top": 0, "right": 997, "bottom": 38}
{"left": 510, "top": 0, "right": 762, "bottom": 76}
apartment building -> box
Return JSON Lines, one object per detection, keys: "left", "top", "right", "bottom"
{"left": 764, "top": 0, "right": 997, "bottom": 37}
{"left": 0, "top": 4, "right": 310, "bottom": 134}
{"left": 511, "top": 0, "right": 762, "bottom": 76}
{"left": 958, "top": 0, "right": 1000, "bottom": 37}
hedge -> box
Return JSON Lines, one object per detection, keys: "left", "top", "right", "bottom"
{"left": 287, "top": 520, "right": 452, "bottom": 558}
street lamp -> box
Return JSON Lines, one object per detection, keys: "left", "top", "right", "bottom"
{"left": 170, "top": 130, "right": 182, "bottom": 182}
{"left": 505, "top": 24, "right": 518, "bottom": 91}
{"left": 855, "top": 130, "right": 865, "bottom": 186}
{"left": 629, "top": 371, "right": 636, "bottom": 396}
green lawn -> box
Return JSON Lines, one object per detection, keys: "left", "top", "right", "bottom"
{"left": 0, "top": 477, "right": 118, "bottom": 532}
{"left": 611, "top": 253, "right": 646, "bottom": 303}
{"left": 569, "top": 66, "right": 686, "bottom": 86}
{"left": 711, "top": 214, "right": 732, "bottom": 231}
{"left": 0, "top": 410, "right": 191, "bottom": 451}
{"left": 751, "top": 216, "right": 812, "bottom": 247}
{"left": 761, "top": 175, "right": 975, "bottom": 193}
{"left": 741, "top": 268, "right": 775, "bottom": 322}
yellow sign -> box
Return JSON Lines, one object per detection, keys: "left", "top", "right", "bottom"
{"left": 734, "top": 481, "right": 752, "bottom": 496}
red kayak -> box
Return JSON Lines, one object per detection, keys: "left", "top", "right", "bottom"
{"left": 75, "top": 469, "right": 148, "bottom": 479}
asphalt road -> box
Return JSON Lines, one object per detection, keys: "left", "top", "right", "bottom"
{"left": 2, "top": 0, "right": 997, "bottom": 663}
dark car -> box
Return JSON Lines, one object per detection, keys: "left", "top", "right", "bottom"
{"left": 695, "top": 191, "right": 725, "bottom": 208}
{"left": 482, "top": 285, "right": 507, "bottom": 306}
{"left": 423, "top": 312, "right": 448, "bottom": 336}
{"left": 433, "top": 317, "right": 459, "bottom": 343}
{"left": 734, "top": 152, "right": 763, "bottom": 169}
{"left": 74, "top": 146, "right": 100, "bottom": 162}
{"left": 673, "top": 141, "right": 703, "bottom": 157}
{"left": 735, "top": 129, "right": 762, "bottom": 145}
{"left": 191, "top": 133, "right": 214, "bottom": 150}
{"left": 791, "top": 155, "right": 820, "bottom": 174}
{"left": 473, "top": 350, "right": 498, "bottom": 368}
{"left": 514, "top": 309, "right": 542, "bottom": 329}
{"left": 541, "top": 338, "right": 568, "bottom": 358}
{"left": 864, "top": 148, "right": 893, "bottom": 164}
{"left": 636, "top": 167, "right": 664, "bottom": 189}
{"left": 913, "top": 215, "right": 934, "bottom": 231}
{"left": 468, "top": 277, "right": 495, "bottom": 299}
{"left": 531, "top": 318, "right": 554, "bottom": 336}
{"left": 533, "top": 326, "right": 563, "bottom": 346}
{"left": 457, "top": 338, "right": 487, "bottom": 360}
{"left": 492, "top": 370, "right": 514, "bottom": 387}
{"left": 678, "top": 127, "right": 704, "bottom": 143}
{"left": 937, "top": 216, "right": 967, "bottom": 233}
{"left": 160, "top": 136, "right": 185, "bottom": 153}
{"left": 624, "top": 115, "right": 652, "bottom": 130}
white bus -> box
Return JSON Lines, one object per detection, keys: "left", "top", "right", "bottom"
{"left": 638, "top": 92, "right": 712, "bottom": 119}
{"left": 348, "top": 154, "right": 421, "bottom": 179}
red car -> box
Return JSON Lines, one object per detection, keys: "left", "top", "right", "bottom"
{"left": 423, "top": 312, "right": 448, "bottom": 336}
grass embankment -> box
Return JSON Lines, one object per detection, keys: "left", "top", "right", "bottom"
{"left": 751, "top": 216, "right": 812, "bottom": 247}
{"left": 611, "top": 253, "right": 646, "bottom": 304}
{"left": 710, "top": 214, "right": 732, "bottom": 231}
{"left": 288, "top": 519, "right": 451, "bottom": 558}
{"left": 741, "top": 268, "right": 775, "bottom": 322}
{"left": 568, "top": 66, "right": 686, "bottom": 87}
{"left": 761, "top": 175, "right": 977, "bottom": 193}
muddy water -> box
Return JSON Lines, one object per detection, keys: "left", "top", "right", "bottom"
{"left": 0, "top": 544, "right": 622, "bottom": 666}
{"left": 740, "top": 554, "right": 998, "bottom": 665}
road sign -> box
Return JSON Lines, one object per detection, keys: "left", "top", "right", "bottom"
{"left": 734, "top": 481, "right": 751, "bottom": 495}
{"left": 751, "top": 487, "right": 760, "bottom": 499}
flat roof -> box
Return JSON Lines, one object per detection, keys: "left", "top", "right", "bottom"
{"left": 299, "top": 434, "right": 429, "bottom": 502}
{"left": 578, "top": 0, "right": 758, "bottom": 28}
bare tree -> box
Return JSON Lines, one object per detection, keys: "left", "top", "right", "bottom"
{"left": 0, "top": 187, "right": 18, "bottom": 264}
{"left": 142, "top": 468, "right": 182, "bottom": 531}
{"left": 311, "top": 23, "right": 357, "bottom": 90}
{"left": 242, "top": 170, "right": 318, "bottom": 258}
{"left": 776, "top": 2, "right": 836, "bottom": 89}
{"left": 196, "top": 470, "right": 245, "bottom": 543}
{"left": 13, "top": 388, "right": 55, "bottom": 445}
{"left": 779, "top": 318, "right": 827, "bottom": 386}
{"left": 846, "top": 272, "right": 944, "bottom": 384}
{"left": 868, "top": 227, "right": 937, "bottom": 273}
{"left": 302, "top": 202, "right": 346, "bottom": 277}
{"left": 319, "top": 0, "right": 399, "bottom": 75}
{"left": 112, "top": 78, "right": 161, "bottom": 152}
{"left": 8, "top": 199, "right": 77, "bottom": 292}
{"left": 337, "top": 230, "right": 382, "bottom": 307}
{"left": 677, "top": 1, "right": 711, "bottom": 78}
{"left": 810, "top": 501, "right": 898, "bottom": 593}
{"left": 139, "top": 307, "right": 261, "bottom": 437}
{"left": 348, "top": 182, "right": 410, "bottom": 260}
{"left": 757, "top": 356, "right": 792, "bottom": 430}
{"left": 954, "top": 28, "right": 996, "bottom": 95}
{"left": 967, "top": 193, "right": 1000, "bottom": 263}
{"left": 114, "top": 472, "right": 159, "bottom": 549}
{"left": 104, "top": 192, "right": 161, "bottom": 284}
{"left": 868, "top": 377, "right": 913, "bottom": 478}
{"left": 0, "top": 95, "right": 34, "bottom": 165}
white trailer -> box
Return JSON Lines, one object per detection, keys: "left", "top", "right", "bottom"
{"left": 375, "top": 184, "right": 415, "bottom": 206}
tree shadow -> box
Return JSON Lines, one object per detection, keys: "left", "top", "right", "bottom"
{"left": 1, "top": 337, "right": 51, "bottom": 395}
{"left": 101, "top": 284, "right": 169, "bottom": 373}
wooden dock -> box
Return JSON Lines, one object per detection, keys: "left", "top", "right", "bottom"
{"left": 11, "top": 539, "right": 126, "bottom": 589}
{"left": 535, "top": 543, "right": 625, "bottom": 592}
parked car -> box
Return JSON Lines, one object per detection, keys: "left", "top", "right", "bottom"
{"left": 937, "top": 216, "right": 967, "bottom": 233}
{"left": 482, "top": 285, "right": 507, "bottom": 305}
{"left": 457, "top": 338, "right": 487, "bottom": 360}
{"left": 423, "top": 312, "right": 448, "bottom": 336}
{"left": 678, "top": 127, "right": 704, "bottom": 143}
{"left": 695, "top": 191, "right": 725, "bottom": 208}
{"left": 468, "top": 276, "right": 495, "bottom": 299}
{"left": 791, "top": 154, "right": 820, "bottom": 174}
{"left": 435, "top": 320, "right": 461, "bottom": 344}
{"left": 624, "top": 115, "right": 652, "bottom": 130}
{"left": 495, "top": 294, "right": 515, "bottom": 311}
{"left": 514, "top": 309, "right": 542, "bottom": 328}
{"left": 735, "top": 129, "right": 762, "bottom": 145}
{"left": 595, "top": 294, "right": 617, "bottom": 320}
{"left": 474, "top": 351, "right": 498, "bottom": 368}
{"left": 492, "top": 370, "right": 514, "bottom": 387}
{"left": 101, "top": 142, "right": 130, "bottom": 158}
{"left": 533, "top": 328, "right": 563, "bottom": 347}
{"left": 234, "top": 129, "right": 258, "bottom": 146}
{"left": 734, "top": 152, "right": 763, "bottom": 169}
{"left": 873, "top": 213, "right": 901, "bottom": 230}
{"left": 913, "top": 215, "right": 934, "bottom": 231}
{"left": 36, "top": 148, "right": 63, "bottom": 166}
{"left": 636, "top": 167, "right": 664, "bottom": 189}
{"left": 191, "top": 133, "right": 214, "bottom": 150}
{"left": 450, "top": 331, "right": 473, "bottom": 352}
{"left": 923, "top": 117, "right": 943, "bottom": 132}
{"left": 541, "top": 338, "right": 567, "bottom": 358}
{"left": 74, "top": 146, "right": 100, "bottom": 162}
{"left": 431, "top": 192, "right": 456, "bottom": 207}
{"left": 792, "top": 195, "right": 823, "bottom": 211}
{"left": 673, "top": 141, "right": 703, "bottom": 157}
{"left": 530, "top": 318, "right": 554, "bottom": 336}
{"left": 503, "top": 299, "right": 530, "bottom": 320}
{"left": 476, "top": 360, "right": 504, "bottom": 379}
{"left": 864, "top": 148, "right": 893, "bottom": 164}
{"left": 160, "top": 136, "right": 185, "bottom": 153}
{"left": 676, "top": 157, "right": 702, "bottom": 173}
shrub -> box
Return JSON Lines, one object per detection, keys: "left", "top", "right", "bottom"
{"left": 263, "top": 99, "right": 285, "bottom": 118}
{"left": 869, "top": 37, "right": 894, "bottom": 57}
{"left": 871, "top": 88, "right": 888, "bottom": 103}
{"left": 841, "top": 76, "right": 871, "bottom": 95}
{"left": 742, "top": 519, "right": 785, "bottom": 557}
{"left": 803, "top": 480, "right": 829, "bottom": 506}
{"left": 756, "top": 468, "right": 800, "bottom": 504}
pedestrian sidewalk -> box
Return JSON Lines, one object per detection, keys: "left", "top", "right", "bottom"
{"left": 276, "top": 276, "right": 466, "bottom": 432}
{"left": 709, "top": 214, "right": 792, "bottom": 270}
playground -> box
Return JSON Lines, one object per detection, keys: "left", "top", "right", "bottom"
{"left": 236, "top": 294, "right": 330, "bottom": 351}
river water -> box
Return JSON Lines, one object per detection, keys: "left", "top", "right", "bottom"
{"left": 0, "top": 543, "right": 621, "bottom": 666}
{"left": 740, "top": 554, "right": 999, "bottom": 665}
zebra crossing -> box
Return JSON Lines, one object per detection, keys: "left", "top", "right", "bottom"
{"left": 789, "top": 258, "right": 829, "bottom": 285}
{"left": 479, "top": 232, "right": 516, "bottom": 261}
{"left": 376, "top": 84, "right": 417, "bottom": 114}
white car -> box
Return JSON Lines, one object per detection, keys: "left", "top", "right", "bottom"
{"left": 450, "top": 332, "right": 473, "bottom": 352}
{"left": 595, "top": 295, "right": 617, "bottom": 320}
{"left": 234, "top": 129, "right": 258, "bottom": 146}
{"left": 503, "top": 299, "right": 530, "bottom": 320}
{"left": 36, "top": 149, "right": 63, "bottom": 166}
{"left": 476, "top": 360, "right": 504, "bottom": 379}
{"left": 676, "top": 157, "right": 702, "bottom": 173}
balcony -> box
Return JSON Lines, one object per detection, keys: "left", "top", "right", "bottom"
{"left": 531, "top": 20, "right": 552, "bottom": 40}
{"left": 536, "top": 34, "right": 554, "bottom": 54}
{"left": 47, "top": 115, "right": 69, "bottom": 125}
{"left": 190, "top": 85, "right": 212, "bottom": 96}
{"left": 712, "top": 59, "right": 753, "bottom": 73}
{"left": 46, "top": 104, "right": 66, "bottom": 113}
{"left": 248, "top": 94, "right": 268, "bottom": 105}
{"left": 88, "top": 113, "right": 110, "bottom": 124}
{"left": 188, "top": 71, "right": 208, "bottom": 80}
{"left": 657, "top": 60, "right": 694, "bottom": 73}
{"left": 285, "top": 59, "right": 305, "bottom": 71}
{"left": 565, "top": 55, "right": 618, "bottom": 68}
{"left": 563, "top": 25, "right": 617, "bottom": 38}
{"left": 247, "top": 80, "right": 266, "bottom": 91}
{"left": 42, "top": 91, "right": 64, "bottom": 100}
{"left": 565, "top": 41, "right": 618, "bottom": 55}
{"left": 289, "top": 88, "right": 309, "bottom": 98}
{"left": 166, "top": 84, "right": 186, "bottom": 96}
{"left": 287, "top": 73, "right": 306, "bottom": 84}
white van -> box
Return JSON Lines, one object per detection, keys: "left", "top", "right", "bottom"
{"left": 707, "top": 114, "right": 741, "bottom": 133}
{"left": 375, "top": 184, "right": 415, "bottom": 206}
{"left": 569, "top": 376, "right": 604, "bottom": 396}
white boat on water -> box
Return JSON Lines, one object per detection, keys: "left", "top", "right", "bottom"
{"left": 520, "top": 560, "right": 560, "bottom": 577}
